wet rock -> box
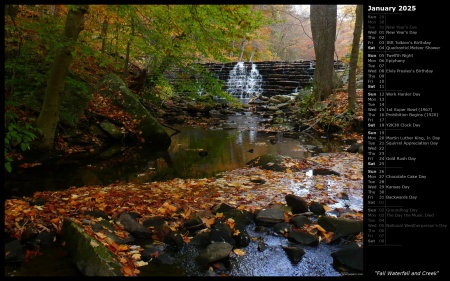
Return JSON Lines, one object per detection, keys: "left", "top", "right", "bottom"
{"left": 166, "top": 232, "right": 185, "bottom": 249}
{"left": 116, "top": 212, "right": 152, "bottom": 239}
{"left": 233, "top": 223, "right": 251, "bottom": 247}
{"left": 313, "top": 168, "right": 340, "bottom": 176}
{"left": 211, "top": 203, "right": 234, "bottom": 214}
{"left": 142, "top": 216, "right": 166, "bottom": 228}
{"left": 255, "top": 208, "right": 285, "bottom": 225}
{"left": 33, "top": 231, "right": 56, "bottom": 247}
{"left": 273, "top": 222, "right": 292, "bottom": 235}
{"left": 291, "top": 215, "right": 312, "bottom": 228}
{"left": 331, "top": 246, "right": 363, "bottom": 273}
{"left": 61, "top": 219, "right": 123, "bottom": 276}
{"left": 309, "top": 201, "right": 326, "bottom": 215}
{"left": 91, "top": 220, "right": 115, "bottom": 232}
{"left": 5, "top": 239, "right": 25, "bottom": 264}
{"left": 285, "top": 194, "right": 309, "bottom": 214}
{"left": 281, "top": 245, "right": 305, "bottom": 264}
{"left": 183, "top": 217, "right": 207, "bottom": 233}
{"left": 258, "top": 241, "right": 268, "bottom": 252}
{"left": 317, "top": 216, "right": 363, "bottom": 238}
{"left": 288, "top": 230, "right": 319, "bottom": 246}
{"left": 209, "top": 228, "right": 234, "bottom": 247}
{"left": 20, "top": 227, "right": 38, "bottom": 241}
{"left": 190, "top": 231, "right": 211, "bottom": 248}
{"left": 195, "top": 242, "right": 233, "bottom": 266}
{"left": 223, "top": 209, "right": 254, "bottom": 226}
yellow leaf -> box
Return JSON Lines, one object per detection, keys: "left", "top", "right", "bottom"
{"left": 233, "top": 249, "right": 246, "bottom": 256}
{"left": 315, "top": 183, "right": 325, "bottom": 190}
{"left": 135, "top": 261, "right": 148, "bottom": 267}
{"left": 95, "top": 232, "right": 107, "bottom": 239}
{"left": 117, "top": 244, "right": 129, "bottom": 251}
{"left": 90, "top": 240, "right": 99, "bottom": 247}
{"left": 201, "top": 217, "right": 215, "bottom": 228}
{"left": 215, "top": 212, "right": 224, "bottom": 218}
{"left": 315, "top": 224, "right": 327, "bottom": 233}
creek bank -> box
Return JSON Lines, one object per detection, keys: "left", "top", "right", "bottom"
{"left": 5, "top": 151, "right": 363, "bottom": 276}
{"left": 5, "top": 196, "right": 363, "bottom": 276}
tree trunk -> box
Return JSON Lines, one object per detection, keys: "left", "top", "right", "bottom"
{"left": 310, "top": 5, "right": 337, "bottom": 101}
{"left": 347, "top": 5, "right": 363, "bottom": 112}
{"left": 101, "top": 18, "right": 108, "bottom": 53}
{"left": 36, "top": 5, "right": 89, "bottom": 151}
{"left": 123, "top": 16, "right": 134, "bottom": 79}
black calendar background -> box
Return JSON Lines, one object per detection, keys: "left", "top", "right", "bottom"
{"left": 363, "top": 1, "right": 447, "bottom": 278}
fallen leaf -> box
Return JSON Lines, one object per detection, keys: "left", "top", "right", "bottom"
{"left": 233, "top": 249, "right": 246, "bottom": 256}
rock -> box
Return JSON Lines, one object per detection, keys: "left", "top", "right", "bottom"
{"left": 211, "top": 203, "right": 234, "bottom": 214}
{"left": 317, "top": 216, "right": 363, "bottom": 238}
{"left": 309, "top": 201, "right": 326, "bottom": 215}
{"left": 233, "top": 223, "right": 251, "bottom": 247}
{"left": 4, "top": 239, "right": 25, "bottom": 264}
{"left": 331, "top": 246, "right": 363, "bottom": 272}
{"left": 273, "top": 222, "right": 292, "bottom": 235}
{"left": 116, "top": 213, "right": 152, "bottom": 239}
{"left": 313, "top": 168, "right": 340, "bottom": 176}
{"left": 195, "top": 242, "right": 233, "bottom": 266}
{"left": 61, "top": 219, "right": 123, "bottom": 276}
{"left": 255, "top": 208, "right": 285, "bottom": 225}
{"left": 291, "top": 215, "right": 312, "bottom": 228}
{"left": 190, "top": 231, "right": 211, "bottom": 248}
{"left": 98, "top": 73, "right": 171, "bottom": 148}
{"left": 281, "top": 245, "right": 305, "bottom": 264}
{"left": 183, "top": 217, "right": 206, "bottom": 233}
{"left": 285, "top": 194, "right": 309, "bottom": 214}
{"left": 209, "top": 228, "right": 235, "bottom": 247}
{"left": 165, "top": 232, "right": 185, "bottom": 248}
{"left": 288, "top": 231, "right": 319, "bottom": 246}
{"left": 99, "top": 122, "right": 123, "bottom": 140}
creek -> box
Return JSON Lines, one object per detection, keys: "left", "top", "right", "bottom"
{"left": 4, "top": 114, "right": 355, "bottom": 277}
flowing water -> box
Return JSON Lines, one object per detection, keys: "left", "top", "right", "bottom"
{"left": 4, "top": 114, "right": 354, "bottom": 277}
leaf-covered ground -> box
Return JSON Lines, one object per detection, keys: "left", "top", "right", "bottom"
{"left": 4, "top": 151, "right": 362, "bottom": 276}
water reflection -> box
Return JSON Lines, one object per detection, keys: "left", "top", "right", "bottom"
{"left": 4, "top": 116, "right": 343, "bottom": 199}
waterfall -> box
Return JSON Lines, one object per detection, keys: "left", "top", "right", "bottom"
{"left": 225, "top": 62, "right": 263, "bottom": 103}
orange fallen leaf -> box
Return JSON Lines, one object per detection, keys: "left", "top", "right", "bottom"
{"left": 201, "top": 217, "right": 215, "bottom": 228}
{"left": 233, "top": 249, "right": 246, "bottom": 256}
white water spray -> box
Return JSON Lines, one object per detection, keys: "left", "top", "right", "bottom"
{"left": 225, "top": 62, "right": 263, "bottom": 102}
